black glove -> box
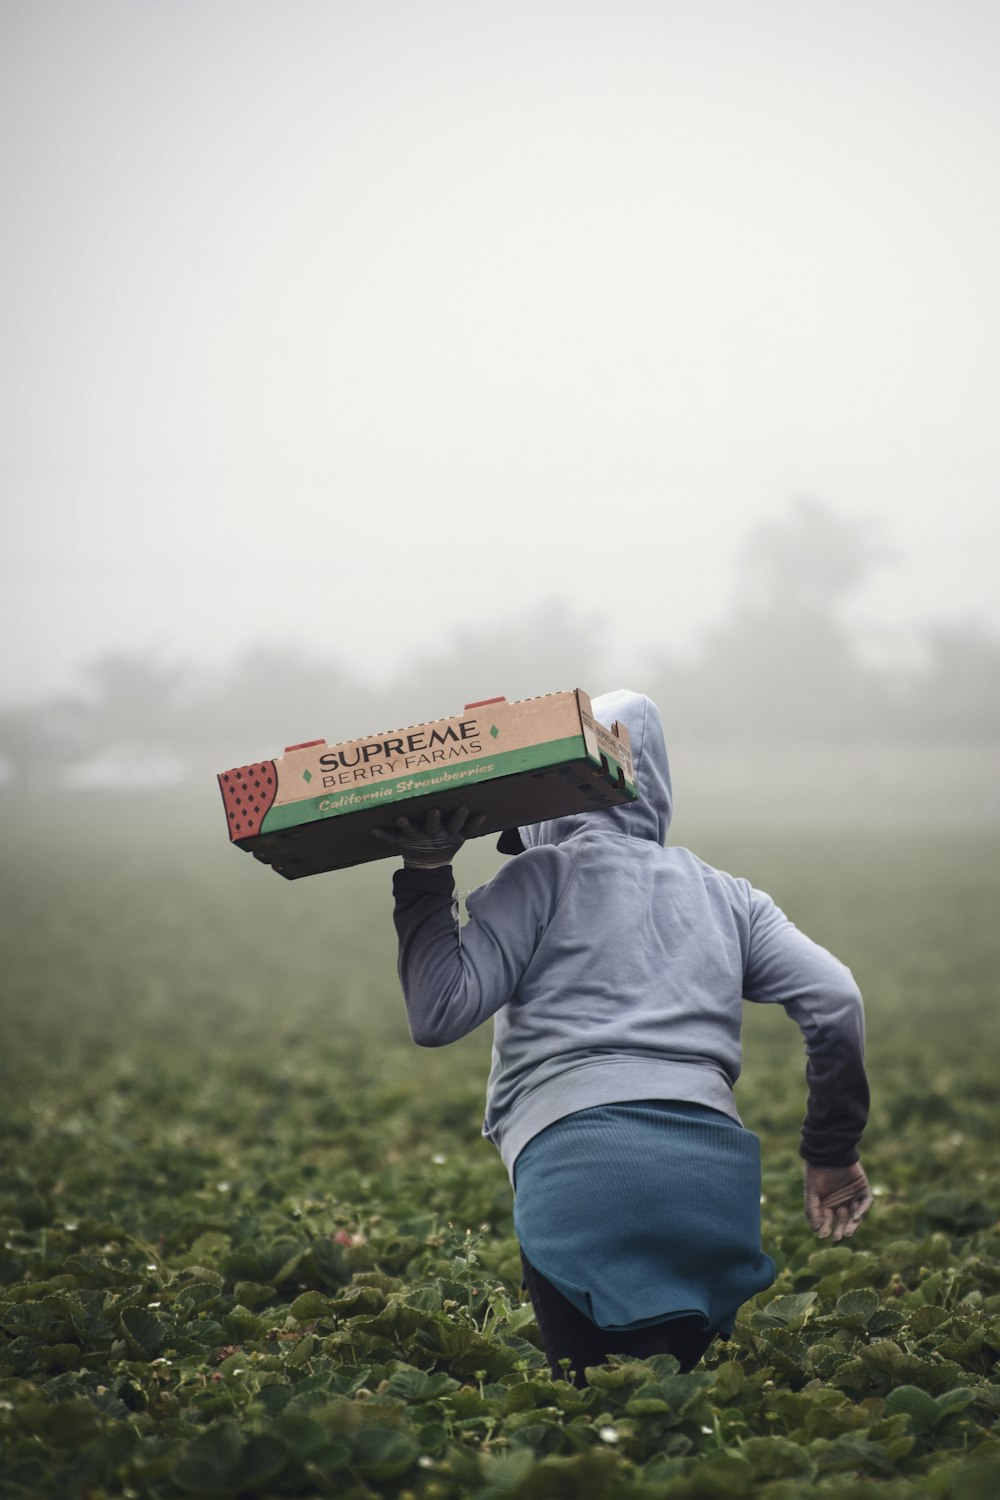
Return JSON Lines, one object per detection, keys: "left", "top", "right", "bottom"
{"left": 371, "top": 806, "right": 486, "bottom": 868}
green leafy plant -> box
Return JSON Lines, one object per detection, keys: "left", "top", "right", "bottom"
{"left": 1, "top": 805, "right": 999, "bottom": 1497}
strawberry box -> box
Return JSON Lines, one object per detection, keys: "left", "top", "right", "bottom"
{"left": 217, "top": 689, "right": 636, "bottom": 879}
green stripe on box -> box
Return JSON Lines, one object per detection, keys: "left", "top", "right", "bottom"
{"left": 260, "top": 735, "right": 606, "bottom": 833}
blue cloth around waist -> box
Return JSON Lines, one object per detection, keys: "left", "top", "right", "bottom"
{"left": 512, "top": 1100, "right": 775, "bottom": 1336}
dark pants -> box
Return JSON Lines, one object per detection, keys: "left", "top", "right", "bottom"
{"left": 520, "top": 1250, "right": 716, "bottom": 1388}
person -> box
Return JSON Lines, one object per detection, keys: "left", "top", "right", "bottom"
{"left": 373, "top": 690, "right": 872, "bottom": 1386}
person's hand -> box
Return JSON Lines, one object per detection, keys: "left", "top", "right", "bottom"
{"left": 371, "top": 806, "right": 486, "bottom": 868}
{"left": 803, "top": 1161, "right": 873, "bottom": 1241}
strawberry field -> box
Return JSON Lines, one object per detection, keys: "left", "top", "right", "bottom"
{"left": 2, "top": 796, "right": 999, "bottom": 1499}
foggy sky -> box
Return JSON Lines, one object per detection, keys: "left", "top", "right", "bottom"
{"left": 2, "top": 0, "right": 998, "bottom": 706}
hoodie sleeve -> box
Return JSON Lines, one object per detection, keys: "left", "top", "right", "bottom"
{"left": 743, "top": 887, "right": 870, "bottom": 1167}
{"left": 391, "top": 848, "right": 569, "bottom": 1047}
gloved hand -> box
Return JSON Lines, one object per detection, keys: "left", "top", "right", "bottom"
{"left": 803, "top": 1160, "right": 873, "bottom": 1241}
{"left": 371, "top": 806, "right": 486, "bottom": 868}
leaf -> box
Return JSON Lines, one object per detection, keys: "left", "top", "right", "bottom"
{"left": 425, "top": 1322, "right": 522, "bottom": 1379}
{"left": 273, "top": 1246, "right": 307, "bottom": 1285}
{"left": 813, "top": 1432, "right": 900, "bottom": 1478}
{"left": 503, "top": 1302, "right": 538, "bottom": 1333}
{"left": 267, "top": 1412, "right": 330, "bottom": 1461}
{"left": 582, "top": 1360, "right": 648, "bottom": 1390}
{"left": 58, "top": 1290, "right": 115, "bottom": 1344}
{"left": 923, "top": 1194, "right": 995, "bottom": 1231}
{"left": 626, "top": 1395, "right": 671, "bottom": 1415}
{"left": 325, "top": 1284, "right": 386, "bottom": 1317}
{"left": 256, "top": 1384, "right": 293, "bottom": 1414}
{"left": 478, "top": 1445, "right": 536, "bottom": 1494}
{"left": 170, "top": 1422, "right": 289, "bottom": 1496}
{"left": 0, "top": 1336, "right": 43, "bottom": 1374}
{"left": 222, "top": 1304, "right": 264, "bottom": 1341}
{"left": 383, "top": 1364, "right": 460, "bottom": 1402}
{"left": 835, "top": 1288, "right": 880, "bottom": 1326}
{"left": 739, "top": 1435, "right": 813, "bottom": 1480}
{"left": 655, "top": 1370, "right": 716, "bottom": 1418}
{"left": 712, "top": 1360, "right": 747, "bottom": 1399}
{"left": 188, "top": 1232, "right": 231, "bottom": 1261}
{"left": 174, "top": 1282, "right": 222, "bottom": 1316}
{"left": 182, "top": 1317, "right": 228, "bottom": 1351}
{"left": 934, "top": 1386, "right": 977, "bottom": 1419}
{"left": 937, "top": 1330, "right": 985, "bottom": 1363}
{"left": 236, "top": 1434, "right": 289, "bottom": 1489}
{"left": 233, "top": 1280, "right": 276, "bottom": 1307}
{"left": 174, "top": 1266, "right": 225, "bottom": 1290}
{"left": 16, "top": 1394, "right": 102, "bottom": 1447}
{"left": 885, "top": 1384, "right": 943, "bottom": 1428}
{"left": 868, "top": 1308, "right": 906, "bottom": 1336}
{"left": 415, "top": 1420, "right": 448, "bottom": 1455}
{"left": 658, "top": 1455, "right": 755, "bottom": 1497}
{"left": 403, "top": 1284, "right": 444, "bottom": 1313}
{"left": 374, "top": 1234, "right": 422, "bottom": 1270}
{"left": 942, "top": 1456, "right": 1000, "bottom": 1500}
{"left": 171, "top": 1422, "right": 243, "bottom": 1496}
{"left": 61, "top": 1255, "right": 136, "bottom": 1288}
{"left": 353, "top": 1298, "right": 429, "bottom": 1342}
{"left": 350, "top": 1424, "right": 420, "bottom": 1482}
{"left": 907, "top": 1305, "right": 951, "bottom": 1336}
{"left": 1, "top": 1301, "right": 73, "bottom": 1345}
{"left": 120, "top": 1307, "right": 166, "bottom": 1358}
{"left": 751, "top": 1292, "right": 818, "bottom": 1328}
{"left": 222, "top": 1239, "right": 302, "bottom": 1286}
{"left": 502, "top": 1416, "right": 567, "bottom": 1458}
{"left": 963, "top": 1256, "right": 1000, "bottom": 1294}
{"left": 290, "top": 1290, "right": 330, "bottom": 1321}
{"left": 497, "top": 1333, "right": 549, "bottom": 1369}
{"left": 311, "top": 1237, "right": 351, "bottom": 1290}
{"left": 808, "top": 1247, "right": 855, "bottom": 1276}
{"left": 284, "top": 1333, "right": 315, "bottom": 1368}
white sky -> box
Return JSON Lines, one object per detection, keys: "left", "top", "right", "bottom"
{"left": 2, "top": 0, "right": 998, "bottom": 704}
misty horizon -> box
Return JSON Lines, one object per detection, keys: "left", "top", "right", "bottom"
{"left": 3, "top": 2, "right": 999, "bottom": 708}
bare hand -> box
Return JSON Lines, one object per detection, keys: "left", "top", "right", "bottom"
{"left": 803, "top": 1161, "right": 873, "bottom": 1241}
{"left": 371, "top": 806, "right": 486, "bottom": 868}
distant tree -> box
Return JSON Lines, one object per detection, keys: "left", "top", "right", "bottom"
{"left": 0, "top": 706, "right": 44, "bottom": 790}
{"left": 903, "top": 622, "right": 1000, "bottom": 742}
{"left": 6, "top": 511, "right": 996, "bottom": 802}
{"left": 651, "top": 499, "right": 889, "bottom": 741}
{"left": 82, "top": 652, "right": 188, "bottom": 748}
{"left": 186, "top": 645, "right": 378, "bottom": 774}
{"left": 394, "top": 602, "right": 605, "bottom": 727}
{"left": 0, "top": 698, "right": 89, "bottom": 793}
{"left": 736, "top": 497, "right": 888, "bottom": 617}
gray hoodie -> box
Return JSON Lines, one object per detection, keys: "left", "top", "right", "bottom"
{"left": 391, "top": 690, "right": 869, "bottom": 1180}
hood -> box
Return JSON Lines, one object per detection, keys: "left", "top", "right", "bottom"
{"left": 519, "top": 689, "right": 672, "bottom": 850}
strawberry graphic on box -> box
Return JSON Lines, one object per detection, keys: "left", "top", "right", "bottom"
{"left": 218, "top": 761, "right": 279, "bottom": 840}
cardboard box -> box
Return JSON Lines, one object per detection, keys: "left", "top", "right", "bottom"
{"left": 218, "top": 690, "right": 637, "bottom": 880}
